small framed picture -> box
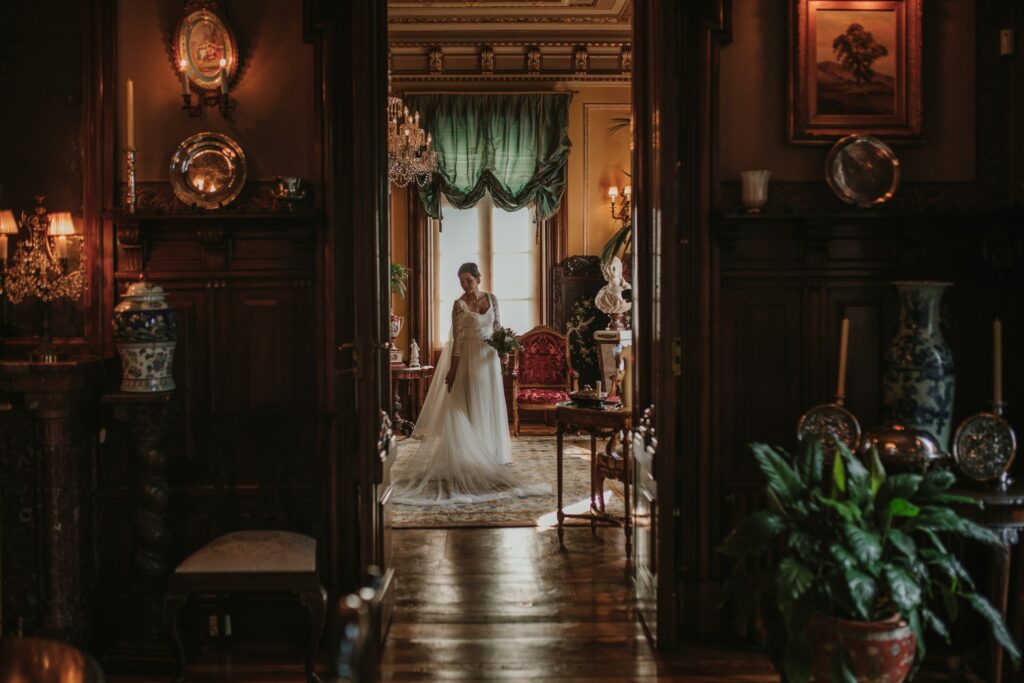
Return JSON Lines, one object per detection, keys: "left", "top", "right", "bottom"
{"left": 789, "top": 0, "right": 922, "bottom": 144}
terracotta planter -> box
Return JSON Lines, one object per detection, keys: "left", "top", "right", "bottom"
{"left": 809, "top": 615, "right": 916, "bottom": 683}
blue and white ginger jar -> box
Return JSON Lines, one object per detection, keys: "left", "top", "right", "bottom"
{"left": 112, "top": 280, "right": 179, "bottom": 392}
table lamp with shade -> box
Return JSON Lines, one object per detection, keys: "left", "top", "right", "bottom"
{"left": 0, "top": 210, "right": 17, "bottom": 263}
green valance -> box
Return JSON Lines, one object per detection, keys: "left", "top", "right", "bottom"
{"left": 403, "top": 93, "right": 572, "bottom": 220}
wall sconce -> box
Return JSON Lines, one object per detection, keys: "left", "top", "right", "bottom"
{"left": 2, "top": 197, "right": 85, "bottom": 362}
{"left": 608, "top": 184, "right": 632, "bottom": 222}
{"left": 174, "top": 1, "right": 239, "bottom": 118}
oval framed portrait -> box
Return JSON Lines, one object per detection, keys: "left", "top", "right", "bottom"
{"left": 175, "top": 5, "right": 238, "bottom": 92}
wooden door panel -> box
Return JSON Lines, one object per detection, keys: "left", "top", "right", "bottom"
{"left": 719, "top": 285, "right": 804, "bottom": 483}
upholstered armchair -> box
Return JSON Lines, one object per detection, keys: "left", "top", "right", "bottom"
{"left": 512, "top": 325, "right": 578, "bottom": 435}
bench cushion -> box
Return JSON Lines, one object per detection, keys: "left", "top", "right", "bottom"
{"left": 175, "top": 530, "right": 316, "bottom": 575}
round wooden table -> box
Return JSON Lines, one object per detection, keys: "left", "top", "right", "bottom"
{"left": 554, "top": 401, "right": 632, "bottom": 552}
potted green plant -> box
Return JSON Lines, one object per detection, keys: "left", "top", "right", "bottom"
{"left": 389, "top": 263, "right": 412, "bottom": 363}
{"left": 720, "top": 440, "right": 1021, "bottom": 682}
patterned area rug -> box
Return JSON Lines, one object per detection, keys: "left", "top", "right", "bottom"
{"left": 392, "top": 435, "right": 626, "bottom": 528}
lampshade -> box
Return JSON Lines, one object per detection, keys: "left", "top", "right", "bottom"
{"left": 0, "top": 210, "right": 17, "bottom": 235}
{"left": 47, "top": 212, "right": 76, "bottom": 236}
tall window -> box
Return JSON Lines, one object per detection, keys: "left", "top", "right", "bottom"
{"left": 432, "top": 194, "right": 540, "bottom": 346}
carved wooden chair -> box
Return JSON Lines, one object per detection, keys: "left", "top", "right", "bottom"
{"left": 512, "top": 325, "right": 578, "bottom": 435}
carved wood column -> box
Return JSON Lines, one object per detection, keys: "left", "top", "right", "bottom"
{"left": 102, "top": 390, "right": 177, "bottom": 640}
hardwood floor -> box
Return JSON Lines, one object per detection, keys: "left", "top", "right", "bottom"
{"left": 382, "top": 526, "right": 777, "bottom": 682}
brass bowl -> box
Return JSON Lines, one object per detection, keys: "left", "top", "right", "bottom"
{"left": 859, "top": 424, "right": 949, "bottom": 474}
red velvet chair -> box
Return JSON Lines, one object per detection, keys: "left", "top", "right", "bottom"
{"left": 512, "top": 325, "right": 578, "bottom": 435}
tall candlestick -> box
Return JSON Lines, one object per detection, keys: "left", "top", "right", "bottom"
{"left": 836, "top": 318, "right": 850, "bottom": 400}
{"left": 126, "top": 79, "right": 135, "bottom": 149}
{"left": 994, "top": 318, "right": 1003, "bottom": 406}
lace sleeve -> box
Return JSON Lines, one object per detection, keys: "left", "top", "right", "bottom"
{"left": 452, "top": 300, "right": 464, "bottom": 356}
{"left": 489, "top": 293, "right": 501, "bottom": 332}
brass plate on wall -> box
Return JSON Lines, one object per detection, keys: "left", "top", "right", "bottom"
{"left": 169, "top": 132, "right": 246, "bottom": 210}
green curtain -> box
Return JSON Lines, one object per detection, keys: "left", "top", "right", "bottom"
{"left": 403, "top": 93, "right": 572, "bottom": 220}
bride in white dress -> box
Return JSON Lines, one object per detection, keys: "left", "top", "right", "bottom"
{"left": 393, "top": 262, "right": 545, "bottom": 505}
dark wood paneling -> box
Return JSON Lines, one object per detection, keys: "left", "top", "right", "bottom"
{"left": 97, "top": 212, "right": 322, "bottom": 647}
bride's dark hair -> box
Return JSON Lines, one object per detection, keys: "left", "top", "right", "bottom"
{"left": 457, "top": 262, "right": 482, "bottom": 280}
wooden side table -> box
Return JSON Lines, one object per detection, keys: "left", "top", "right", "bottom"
{"left": 391, "top": 365, "right": 433, "bottom": 436}
{"left": 953, "top": 483, "right": 1024, "bottom": 683}
{"left": 554, "top": 401, "right": 632, "bottom": 553}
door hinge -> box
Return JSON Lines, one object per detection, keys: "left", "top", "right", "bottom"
{"left": 671, "top": 337, "right": 683, "bottom": 376}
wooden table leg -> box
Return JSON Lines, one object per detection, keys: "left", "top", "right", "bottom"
{"left": 557, "top": 425, "right": 565, "bottom": 548}
{"left": 624, "top": 435, "right": 633, "bottom": 575}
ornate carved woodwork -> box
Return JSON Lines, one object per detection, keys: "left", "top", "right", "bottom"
{"left": 389, "top": 43, "right": 630, "bottom": 82}
{"left": 0, "top": 358, "right": 103, "bottom": 643}
{"left": 102, "top": 390, "right": 177, "bottom": 641}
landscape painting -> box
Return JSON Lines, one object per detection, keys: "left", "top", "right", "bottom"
{"left": 789, "top": 0, "right": 922, "bottom": 144}
{"left": 815, "top": 10, "right": 896, "bottom": 115}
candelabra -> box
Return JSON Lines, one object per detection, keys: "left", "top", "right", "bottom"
{"left": 607, "top": 185, "right": 632, "bottom": 221}
{"left": 3, "top": 196, "right": 85, "bottom": 362}
{"left": 387, "top": 74, "right": 438, "bottom": 187}
{"left": 178, "top": 58, "right": 234, "bottom": 117}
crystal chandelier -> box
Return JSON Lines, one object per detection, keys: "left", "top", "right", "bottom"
{"left": 388, "top": 77, "right": 438, "bottom": 187}
{"left": 3, "top": 196, "right": 85, "bottom": 361}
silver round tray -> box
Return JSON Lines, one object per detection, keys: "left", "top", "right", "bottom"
{"left": 953, "top": 412, "right": 1017, "bottom": 483}
{"left": 826, "top": 134, "right": 900, "bottom": 208}
{"left": 169, "top": 132, "right": 246, "bottom": 209}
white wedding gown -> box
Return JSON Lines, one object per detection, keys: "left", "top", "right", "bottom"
{"left": 393, "top": 293, "right": 547, "bottom": 505}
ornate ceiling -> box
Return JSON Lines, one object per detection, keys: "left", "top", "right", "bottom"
{"left": 388, "top": 0, "right": 632, "bottom": 42}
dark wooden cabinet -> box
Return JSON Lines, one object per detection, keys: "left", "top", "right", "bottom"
{"left": 712, "top": 212, "right": 1024, "bottom": 579}
{"left": 96, "top": 212, "right": 324, "bottom": 645}
{"left": 0, "top": 358, "right": 104, "bottom": 643}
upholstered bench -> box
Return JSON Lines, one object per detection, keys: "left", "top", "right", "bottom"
{"left": 165, "top": 530, "right": 327, "bottom": 683}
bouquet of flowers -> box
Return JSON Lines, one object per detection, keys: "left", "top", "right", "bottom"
{"left": 486, "top": 326, "right": 522, "bottom": 356}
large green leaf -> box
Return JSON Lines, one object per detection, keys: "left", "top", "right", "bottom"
{"left": 817, "top": 495, "right": 862, "bottom": 523}
{"left": 876, "top": 473, "right": 922, "bottom": 510}
{"left": 719, "top": 510, "right": 788, "bottom": 557}
{"left": 884, "top": 565, "right": 923, "bottom": 613}
{"left": 868, "top": 448, "right": 886, "bottom": 495}
{"left": 887, "top": 528, "right": 917, "bottom": 560}
{"left": 777, "top": 557, "right": 815, "bottom": 601}
{"left": 922, "top": 607, "right": 950, "bottom": 641}
{"left": 908, "top": 608, "right": 926, "bottom": 661}
{"left": 920, "top": 548, "right": 974, "bottom": 590}
{"left": 964, "top": 591, "right": 1022, "bottom": 665}
{"left": 836, "top": 443, "right": 870, "bottom": 503}
{"left": 831, "top": 449, "right": 846, "bottom": 496}
{"left": 844, "top": 567, "right": 878, "bottom": 620}
{"left": 911, "top": 507, "right": 1004, "bottom": 547}
{"left": 829, "top": 543, "right": 859, "bottom": 570}
{"left": 888, "top": 498, "right": 921, "bottom": 519}
{"left": 796, "top": 437, "right": 825, "bottom": 488}
{"left": 843, "top": 523, "right": 882, "bottom": 565}
{"left": 751, "top": 443, "right": 805, "bottom": 503}
{"left": 916, "top": 469, "right": 957, "bottom": 500}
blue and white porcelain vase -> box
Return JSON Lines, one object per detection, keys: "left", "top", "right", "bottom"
{"left": 112, "top": 280, "right": 178, "bottom": 392}
{"left": 882, "top": 281, "right": 955, "bottom": 450}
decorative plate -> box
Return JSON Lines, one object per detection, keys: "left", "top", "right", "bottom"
{"left": 796, "top": 403, "right": 861, "bottom": 455}
{"left": 169, "top": 132, "right": 246, "bottom": 209}
{"left": 952, "top": 413, "right": 1017, "bottom": 483}
{"left": 825, "top": 135, "right": 901, "bottom": 208}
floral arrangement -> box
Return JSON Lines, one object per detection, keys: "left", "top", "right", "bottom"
{"left": 486, "top": 326, "right": 522, "bottom": 355}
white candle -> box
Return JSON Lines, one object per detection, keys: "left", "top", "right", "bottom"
{"left": 57, "top": 236, "right": 68, "bottom": 259}
{"left": 836, "top": 318, "right": 850, "bottom": 399}
{"left": 219, "top": 58, "right": 228, "bottom": 95}
{"left": 126, "top": 79, "right": 135, "bottom": 149}
{"left": 0, "top": 235, "right": 7, "bottom": 261}
{"left": 596, "top": 380, "right": 603, "bottom": 396}
{"left": 994, "top": 319, "right": 1003, "bottom": 405}
{"left": 179, "top": 59, "right": 190, "bottom": 95}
